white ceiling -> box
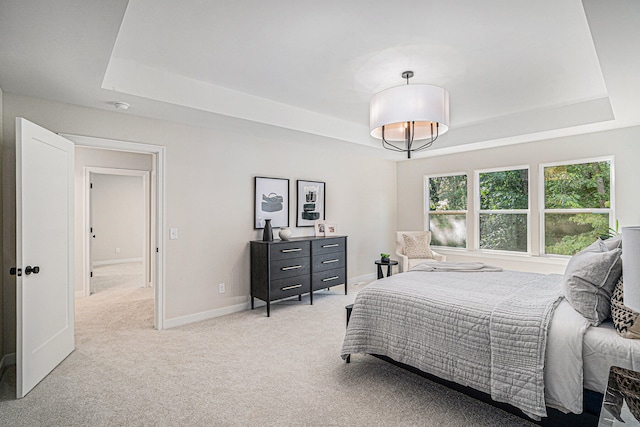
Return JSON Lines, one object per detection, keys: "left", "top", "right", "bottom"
{"left": 1, "top": 0, "right": 639, "bottom": 159}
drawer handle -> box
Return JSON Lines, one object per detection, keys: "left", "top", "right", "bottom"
{"left": 322, "top": 259, "right": 339, "bottom": 264}
{"left": 281, "top": 284, "right": 302, "bottom": 291}
{"left": 281, "top": 248, "right": 302, "bottom": 253}
{"left": 322, "top": 244, "right": 339, "bottom": 248}
{"left": 281, "top": 265, "right": 302, "bottom": 271}
{"left": 322, "top": 276, "right": 340, "bottom": 282}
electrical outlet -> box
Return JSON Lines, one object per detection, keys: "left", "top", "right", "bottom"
{"left": 169, "top": 228, "right": 178, "bottom": 240}
{"left": 115, "top": 247, "right": 121, "bottom": 253}
{"left": 218, "top": 283, "right": 225, "bottom": 294}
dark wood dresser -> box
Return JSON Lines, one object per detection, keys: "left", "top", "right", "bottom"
{"left": 250, "top": 236, "right": 347, "bottom": 316}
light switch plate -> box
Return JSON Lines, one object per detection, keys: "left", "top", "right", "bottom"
{"left": 169, "top": 228, "right": 178, "bottom": 240}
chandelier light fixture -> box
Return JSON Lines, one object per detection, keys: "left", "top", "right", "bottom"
{"left": 370, "top": 71, "right": 449, "bottom": 159}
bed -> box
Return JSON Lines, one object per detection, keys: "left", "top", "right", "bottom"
{"left": 341, "top": 254, "right": 640, "bottom": 422}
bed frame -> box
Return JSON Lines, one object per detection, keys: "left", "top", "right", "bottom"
{"left": 372, "top": 354, "right": 602, "bottom": 426}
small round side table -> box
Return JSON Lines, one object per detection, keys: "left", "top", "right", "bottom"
{"left": 375, "top": 259, "right": 398, "bottom": 279}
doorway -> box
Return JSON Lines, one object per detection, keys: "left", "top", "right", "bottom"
{"left": 86, "top": 169, "right": 150, "bottom": 296}
{"left": 63, "top": 134, "right": 166, "bottom": 330}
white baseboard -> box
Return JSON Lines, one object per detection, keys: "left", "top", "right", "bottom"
{"left": 1, "top": 353, "right": 16, "bottom": 369}
{"left": 163, "top": 300, "right": 250, "bottom": 329}
{"left": 92, "top": 257, "right": 143, "bottom": 267}
{"left": 349, "top": 273, "right": 376, "bottom": 286}
{"left": 164, "top": 274, "right": 376, "bottom": 329}
{"left": 75, "top": 290, "right": 86, "bottom": 299}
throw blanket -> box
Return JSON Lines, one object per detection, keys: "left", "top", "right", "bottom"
{"left": 410, "top": 260, "right": 503, "bottom": 272}
{"left": 341, "top": 270, "right": 564, "bottom": 419}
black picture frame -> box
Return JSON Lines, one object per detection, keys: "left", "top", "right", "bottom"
{"left": 296, "top": 180, "right": 325, "bottom": 227}
{"left": 254, "top": 176, "right": 289, "bottom": 229}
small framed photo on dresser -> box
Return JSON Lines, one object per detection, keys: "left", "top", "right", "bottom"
{"left": 324, "top": 224, "right": 337, "bottom": 236}
{"left": 314, "top": 220, "right": 326, "bottom": 236}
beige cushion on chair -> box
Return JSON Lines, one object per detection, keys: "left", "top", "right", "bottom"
{"left": 403, "top": 232, "right": 434, "bottom": 259}
{"left": 395, "top": 231, "right": 446, "bottom": 273}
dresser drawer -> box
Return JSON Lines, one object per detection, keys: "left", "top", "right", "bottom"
{"left": 312, "top": 251, "right": 345, "bottom": 272}
{"left": 270, "top": 241, "right": 311, "bottom": 261}
{"left": 312, "top": 267, "right": 346, "bottom": 291}
{"left": 312, "top": 237, "right": 345, "bottom": 255}
{"left": 270, "top": 275, "right": 310, "bottom": 300}
{"left": 271, "top": 257, "right": 310, "bottom": 280}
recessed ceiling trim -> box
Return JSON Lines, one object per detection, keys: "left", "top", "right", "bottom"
{"left": 102, "top": 56, "right": 372, "bottom": 146}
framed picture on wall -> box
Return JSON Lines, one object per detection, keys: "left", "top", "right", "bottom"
{"left": 296, "top": 180, "right": 325, "bottom": 227}
{"left": 254, "top": 176, "right": 289, "bottom": 229}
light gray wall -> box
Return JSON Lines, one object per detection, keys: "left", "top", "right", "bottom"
{"left": 2, "top": 93, "right": 397, "bottom": 353}
{"left": 397, "top": 126, "right": 640, "bottom": 273}
{"left": 91, "top": 174, "right": 144, "bottom": 264}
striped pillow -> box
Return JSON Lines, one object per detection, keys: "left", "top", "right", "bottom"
{"left": 611, "top": 277, "right": 640, "bottom": 339}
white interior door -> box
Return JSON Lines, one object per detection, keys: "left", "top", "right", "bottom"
{"left": 15, "top": 118, "right": 75, "bottom": 398}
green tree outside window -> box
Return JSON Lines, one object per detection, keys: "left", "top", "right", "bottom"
{"left": 543, "top": 160, "right": 612, "bottom": 255}
{"left": 428, "top": 175, "right": 467, "bottom": 248}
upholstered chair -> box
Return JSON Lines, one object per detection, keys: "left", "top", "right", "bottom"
{"left": 395, "top": 231, "right": 446, "bottom": 273}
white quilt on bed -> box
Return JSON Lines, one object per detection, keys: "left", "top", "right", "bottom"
{"left": 341, "top": 270, "right": 590, "bottom": 418}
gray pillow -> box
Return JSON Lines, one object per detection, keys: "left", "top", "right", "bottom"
{"left": 604, "top": 234, "right": 622, "bottom": 251}
{"left": 563, "top": 239, "right": 622, "bottom": 325}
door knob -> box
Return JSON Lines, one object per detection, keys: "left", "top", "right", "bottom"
{"left": 25, "top": 265, "right": 40, "bottom": 275}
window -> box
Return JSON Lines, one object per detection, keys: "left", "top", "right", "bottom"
{"left": 477, "top": 168, "right": 529, "bottom": 252}
{"left": 542, "top": 158, "right": 613, "bottom": 255}
{"left": 426, "top": 174, "right": 467, "bottom": 248}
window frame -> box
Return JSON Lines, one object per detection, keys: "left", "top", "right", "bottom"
{"left": 474, "top": 165, "right": 531, "bottom": 254}
{"left": 539, "top": 156, "right": 615, "bottom": 256}
{"left": 424, "top": 172, "right": 468, "bottom": 249}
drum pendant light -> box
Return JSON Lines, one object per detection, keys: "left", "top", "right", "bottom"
{"left": 370, "top": 71, "right": 449, "bottom": 159}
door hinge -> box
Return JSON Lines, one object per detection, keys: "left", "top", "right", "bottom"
{"left": 90, "top": 183, "right": 93, "bottom": 189}
{"left": 90, "top": 272, "right": 93, "bottom": 278}
{"left": 9, "top": 267, "right": 22, "bottom": 277}
{"left": 156, "top": 247, "right": 159, "bottom": 253}
{"left": 90, "top": 227, "right": 93, "bottom": 233}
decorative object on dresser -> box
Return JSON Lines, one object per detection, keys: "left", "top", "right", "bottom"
{"left": 314, "top": 220, "right": 326, "bottom": 237}
{"left": 296, "top": 180, "right": 325, "bottom": 227}
{"left": 278, "top": 226, "right": 292, "bottom": 241}
{"left": 254, "top": 176, "right": 289, "bottom": 229}
{"left": 262, "top": 219, "right": 273, "bottom": 241}
{"left": 324, "top": 223, "right": 337, "bottom": 236}
{"left": 250, "top": 236, "right": 347, "bottom": 316}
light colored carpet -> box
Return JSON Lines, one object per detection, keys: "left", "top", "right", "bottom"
{"left": 91, "top": 262, "right": 145, "bottom": 294}
{"left": 0, "top": 280, "right": 534, "bottom": 426}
